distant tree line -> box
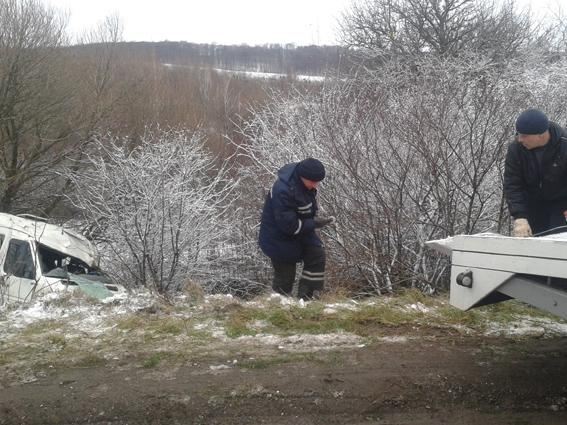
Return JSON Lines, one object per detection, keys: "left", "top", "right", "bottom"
{"left": 94, "top": 41, "right": 346, "bottom": 76}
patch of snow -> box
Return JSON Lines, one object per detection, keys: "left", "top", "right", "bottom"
{"left": 0, "top": 290, "right": 155, "bottom": 340}
{"left": 377, "top": 336, "right": 410, "bottom": 343}
{"left": 193, "top": 319, "right": 225, "bottom": 338}
{"left": 209, "top": 364, "right": 232, "bottom": 370}
{"left": 323, "top": 302, "right": 359, "bottom": 314}
{"left": 102, "top": 291, "right": 129, "bottom": 304}
{"left": 161, "top": 62, "right": 327, "bottom": 82}
{"left": 247, "top": 293, "right": 305, "bottom": 307}
{"left": 234, "top": 332, "right": 364, "bottom": 352}
{"left": 212, "top": 67, "right": 326, "bottom": 82}
{"left": 249, "top": 320, "right": 269, "bottom": 330}
{"left": 407, "top": 302, "right": 430, "bottom": 313}
{"left": 204, "top": 294, "right": 234, "bottom": 303}
{"left": 485, "top": 317, "right": 567, "bottom": 337}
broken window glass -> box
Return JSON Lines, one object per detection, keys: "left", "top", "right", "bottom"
{"left": 37, "top": 244, "right": 88, "bottom": 274}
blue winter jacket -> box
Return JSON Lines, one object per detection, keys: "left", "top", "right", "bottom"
{"left": 259, "top": 163, "right": 322, "bottom": 263}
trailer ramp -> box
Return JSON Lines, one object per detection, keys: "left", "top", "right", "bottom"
{"left": 426, "top": 233, "right": 567, "bottom": 319}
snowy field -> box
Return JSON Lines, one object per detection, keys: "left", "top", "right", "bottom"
{"left": 162, "top": 63, "right": 327, "bottom": 82}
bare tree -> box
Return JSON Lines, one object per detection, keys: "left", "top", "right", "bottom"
{"left": 41, "top": 13, "right": 124, "bottom": 216}
{"left": 339, "top": 0, "right": 535, "bottom": 62}
{"left": 0, "top": 1, "right": 123, "bottom": 215}
{"left": 62, "top": 128, "right": 239, "bottom": 294}
{"left": 0, "top": 0, "right": 70, "bottom": 212}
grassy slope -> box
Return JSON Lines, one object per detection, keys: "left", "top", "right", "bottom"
{"left": 0, "top": 289, "right": 564, "bottom": 380}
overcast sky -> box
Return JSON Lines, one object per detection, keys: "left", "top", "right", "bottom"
{"left": 45, "top": 0, "right": 561, "bottom": 47}
{"left": 46, "top": 0, "right": 353, "bottom": 46}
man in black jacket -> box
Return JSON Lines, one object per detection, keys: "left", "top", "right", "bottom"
{"left": 259, "top": 158, "right": 334, "bottom": 299}
{"left": 504, "top": 109, "right": 567, "bottom": 236}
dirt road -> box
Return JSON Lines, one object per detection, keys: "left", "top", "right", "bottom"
{"left": 2, "top": 335, "right": 567, "bottom": 424}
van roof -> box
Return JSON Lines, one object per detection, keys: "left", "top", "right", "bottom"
{"left": 0, "top": 213, "right": 98, "bottom": 267}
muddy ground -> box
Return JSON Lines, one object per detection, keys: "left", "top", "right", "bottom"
{"left": 2, "top": 333, "right": 567, "bottom": 425}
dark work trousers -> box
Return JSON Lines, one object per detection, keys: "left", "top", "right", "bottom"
{"left": 271, "top": 245, "right": 326, "bottom": 299}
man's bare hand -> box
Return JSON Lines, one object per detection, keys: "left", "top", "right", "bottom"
{"left": 512, "top": 218, "right": 532, "bottom": 237}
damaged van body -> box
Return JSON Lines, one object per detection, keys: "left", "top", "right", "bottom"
{"left": 0, "top": 213, "right": 125, "bottom": 303}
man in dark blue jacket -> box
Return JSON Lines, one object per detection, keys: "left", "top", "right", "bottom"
{"left": 504, "top": 109, "right": 567, "bottom": 236}
{"left": 259, "top": 158, "right": 334, "bottom": 299}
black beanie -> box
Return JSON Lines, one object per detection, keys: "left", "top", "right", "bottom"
{"left": 296, "top": 158, "right": 326, "bottom": 182}
{"left": 516, "top": 109, "right": 549, "bottom": 135}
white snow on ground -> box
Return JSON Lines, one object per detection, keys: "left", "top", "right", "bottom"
{"left": 244, "top": 293, "right": 308, "bottom": 308}
{"left": 212, "top": 68, "right": 326, "bottom": 82}
{"left": 0, "top": 290, "right": 155, "bottom": 338}
{"left": 204, "top": 293, "right": 235, "bottom": 303}
{"left": 323, "top": 300, "right": 359, "bottom": 314}
{"left": 377, "top": 336, "right": 410, "bottom": 343}
{"left": 405, "top": 302, "right": 431, "bottom": 313}
{"left": 234, "top": 333, "right": 365, "bottom": 352}
{"left": 486, "top": 317, "right": 567, "bottom": 337}
{"left": 3, "top": 291, "right": 567, "bottom": 351}
{"left": 162, "top": 63, "right": 327, "bottom": 82}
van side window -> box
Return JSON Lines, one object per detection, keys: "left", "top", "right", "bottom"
{"left": 4, "top": 239, "right": 35, "bottom": 280}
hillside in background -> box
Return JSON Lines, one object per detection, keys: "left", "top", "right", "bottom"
{"left": 83, "top": 41, "right": 347, "bottom": 76}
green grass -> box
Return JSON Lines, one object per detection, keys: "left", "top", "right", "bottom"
{"left": 3, "top": 292, "right": 564, "bottom": 380}
{"left": 73, "top": 353, "right": 107, "bottom": 368}
{"left": 394, "top": 288, "right": 438, "bottom": 307}
{"left": 238, "top": 350, "right": 348, "bottom": 370}
{"left": 47, "top": 333, "right": 67, "bottom": 348}
{"left": 141, "top": 351, "right": 181, "bottom": 368}
{"left": 187, "top": 329, "right": 214, "bottom": 343}
{"left": 150, "top": 318, "right": 185, "bottom": 335}
{"left": 224, "top": 300, "right": 429, "bottom": 338}
{"left": 21, "top": 320, "right": 61, "bottom": 336}
{"left": 483, "top": 299, "right": 555, "bottom": 321}
{"left": 225, "top": 293, "right": 567, "bottom": 339}
{"left": 116, "top": 314, "right": 191, "bottom": 336}
{"left": 265, "top": 304, "right": 344, "bottom": 334}
{"left": 143, "top": 353, "right": 163, "bottom": 368}
{"left": 225, "top": 303, "right": 348, "bottom": 337}
{"left": 347, "top": 303, "right": 421, "bottom": 326}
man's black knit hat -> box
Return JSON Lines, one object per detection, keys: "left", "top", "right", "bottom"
{"left": 296, "top": 158, "right": 326, "bottom": 182}
{"left": 516, "top": 109, "right": 549, "bottom": 135}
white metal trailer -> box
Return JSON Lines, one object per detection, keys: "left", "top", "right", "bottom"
{"left": 426, "top": 233, "right": 567, "bottom": 319}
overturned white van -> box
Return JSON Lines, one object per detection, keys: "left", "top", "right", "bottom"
{"left": 0, "top": 213, "right": 125, "bottom": 303}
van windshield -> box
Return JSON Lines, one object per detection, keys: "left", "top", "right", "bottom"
{"left": 37, "top": 243, "right": 105, "bottom": 278}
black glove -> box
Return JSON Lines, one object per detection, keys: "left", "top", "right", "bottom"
{"left": 314, "top": 216, "right": 335, "bottom": 229}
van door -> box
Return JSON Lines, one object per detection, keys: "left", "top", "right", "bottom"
{"left": 4, "top": 239, "right": 38, "bottom": 302}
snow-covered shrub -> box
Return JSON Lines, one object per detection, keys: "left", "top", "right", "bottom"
{"left": 63, "top": 128, "right": 238, "bottom": 293}
{"left": 236, "top": 54, "right": 567, "bottom": 295}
